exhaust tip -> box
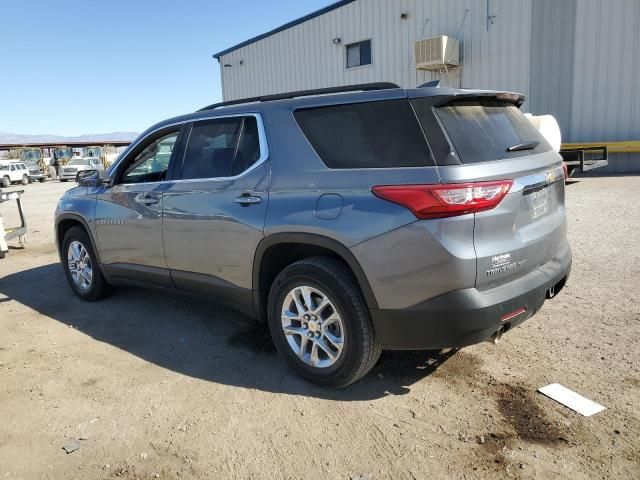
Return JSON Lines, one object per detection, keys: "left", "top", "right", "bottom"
{"left": 488, "top": 326, "right": 507, "bottom": 345}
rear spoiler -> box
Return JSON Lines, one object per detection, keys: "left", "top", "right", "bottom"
{"left": 432, "top": 92, "right": 526, "bottom": 108}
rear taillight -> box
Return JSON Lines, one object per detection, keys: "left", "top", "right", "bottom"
{"left": 372, "top": 180, "right": 513, "bottom": 219}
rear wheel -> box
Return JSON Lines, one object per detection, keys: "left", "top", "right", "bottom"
{"left": 21, "top": 175, "right": 28, "bottom": 185}
{"left": 62, "top": 226, "right": 111, "bottom": 301}
{"left": 1, "top": 176, "right": 9, "bottom": 188}
{"left": 267, "top": 257, "right": 381, "bottom": 388}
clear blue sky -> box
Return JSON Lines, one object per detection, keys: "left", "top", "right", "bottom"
{"left": 0, "top": 0, "right": 329, "bottom": 136}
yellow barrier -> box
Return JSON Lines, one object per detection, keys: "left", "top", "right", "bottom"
{"left": 561, "top": 141, "right": 640, "bottom": 154}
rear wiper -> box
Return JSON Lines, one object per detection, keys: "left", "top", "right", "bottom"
{"left": 506, "top": 140, "right": 540, "bottom": 152}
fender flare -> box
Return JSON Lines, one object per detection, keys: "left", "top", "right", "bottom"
{"left": 55, "top": 213, "right": 103, "bottom": 266}
{"left": 253, "top": 232, "right": 378, "bottom": 309}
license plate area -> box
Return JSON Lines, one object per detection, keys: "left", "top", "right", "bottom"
{"left": 525, "top": 185, "right": 549, "bottom": 219}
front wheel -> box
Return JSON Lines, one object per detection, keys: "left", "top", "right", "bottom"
{"left": 267, "top": 257, "right": 381, "bottom": 388}
{"left": 62, "top": 226, "right": 111, "bottom": 301}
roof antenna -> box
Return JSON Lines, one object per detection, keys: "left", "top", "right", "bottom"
{"left": 419, "top": 80, "right": 441, "bottom": 88}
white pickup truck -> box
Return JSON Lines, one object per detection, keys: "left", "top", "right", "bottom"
{"left": 0, "top": 162, "right": 30, "bottom": 188}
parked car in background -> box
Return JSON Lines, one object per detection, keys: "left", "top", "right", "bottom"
{"left": 24, "top": 160, "right": 47, "bottom": 183}
{"left": 55, "top": 83, "right": 571, "bottom": 388}
{"left": 58, "top": 157, "right": 102, "bottom": 182}
{"left": 0, "top": 162, "right": 30, "bottom": 187}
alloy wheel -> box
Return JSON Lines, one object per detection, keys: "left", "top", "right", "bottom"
{"left": 67, "top": 240, "right": 93, "bottom": 291}
{"left": 280, "top": 285, "right": 345, "bottom": 368}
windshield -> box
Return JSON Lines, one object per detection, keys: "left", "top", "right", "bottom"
{"left": 55, "top": 148, "right": 73, "bottom": 159}
{"left": 425, "top": 99, "right": 551, "bottom": 163}
{"left": 22, "top": 150, "right": 42, "bottom": 162}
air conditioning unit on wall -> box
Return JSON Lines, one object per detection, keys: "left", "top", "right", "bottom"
{"left": 414, "top": 35, "right": 459, "bottom": 71}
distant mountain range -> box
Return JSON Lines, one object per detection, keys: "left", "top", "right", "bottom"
{"left": 0, "top": 131, "right": 139, "bottom": 144}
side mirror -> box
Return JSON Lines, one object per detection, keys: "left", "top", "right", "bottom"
{"left": 77, "top": 169, "right": 113, "bottom": 187}
{"left": 76, "top": 170, "right": 97, "bottom": 183}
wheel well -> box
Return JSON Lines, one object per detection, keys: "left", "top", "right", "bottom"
{"left": 56, "top": 218, "right": 85, "bottom": 252}
{"left": 256, "top": 242, "right": 373, "bottom": 322}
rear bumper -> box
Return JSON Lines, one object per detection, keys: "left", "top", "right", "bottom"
{"left": 370, "top": 247, "right": 572, "bottom": 350}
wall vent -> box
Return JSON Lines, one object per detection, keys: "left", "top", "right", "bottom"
{"left": 414, "top": 35, "right": 459, "bottom": 71}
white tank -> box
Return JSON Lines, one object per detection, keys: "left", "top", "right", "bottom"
{"left": 524, "top": 113, "right": 562, "bottom": 153}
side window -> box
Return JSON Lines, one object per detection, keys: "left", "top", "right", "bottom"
{"left": 120, "top": 131, "right": 179, "bottom": 184}
{"left": 10, "top": 164, "right": 16, "bottom": 171}
{"left": 179, "top": 116, "right": 261, "bottom": 180}
{"left": 294, "top": 99, "right": 434, "bottom": 169}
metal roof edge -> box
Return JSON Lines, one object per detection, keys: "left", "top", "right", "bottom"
{"left": 212, "top": 0, "right": 357, "bottom": 60}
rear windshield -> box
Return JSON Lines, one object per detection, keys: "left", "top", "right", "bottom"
{"left": 294, "top": 99, "right": 434, "bottom": 169}
{"left": 432, "top": 100, "right": 551, "bottom": 163}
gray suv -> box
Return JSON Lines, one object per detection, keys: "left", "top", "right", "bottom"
{"left": 55, "top": 83, "right": 571, "bottom": 387}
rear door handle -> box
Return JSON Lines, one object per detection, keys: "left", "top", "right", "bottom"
{"left": 139, "top": 193, "right": 160, "bottom": 205}
{"left": 234, "top": 194, "right": 262, "bottom": 206}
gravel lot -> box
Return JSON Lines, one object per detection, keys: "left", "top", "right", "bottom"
{"left": 0, "top": 177, "right": 638, "bottom": 479}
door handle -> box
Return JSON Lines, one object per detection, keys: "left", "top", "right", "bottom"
{"left": 138, "top": 193, "right": 160, "bottom": 205}
{"left": 234, "top": 194, "right": 262, "bottom": 206}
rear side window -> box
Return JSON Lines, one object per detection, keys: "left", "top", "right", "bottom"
{"left": 294, "top": 100, "right": 434, "bottom": 169}
{"left": 180, "top": 116, "right": 261, "bottom": 179}
{"left": 431, "top": 100, "right": 551, "bottom": 163}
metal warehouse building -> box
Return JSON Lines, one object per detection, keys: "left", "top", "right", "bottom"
{"left": 214, "top": 0, "right": 640, "bottom": 173}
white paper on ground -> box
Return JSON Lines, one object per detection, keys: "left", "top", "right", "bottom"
{"left": 538, "top": 383, "right": 606, "bottom": 416}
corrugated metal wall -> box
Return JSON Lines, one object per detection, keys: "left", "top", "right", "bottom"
{"left": 529, "top": 0, "right": 577, "bottom": 134}
{"left": 218, "top": 0, "right": 640, "bottom": 173}
{"left": 220, "top": 0, "right": 533, "bottom": 104}
{"left": 569, "top": 0, "right": 640, "bottom": 173}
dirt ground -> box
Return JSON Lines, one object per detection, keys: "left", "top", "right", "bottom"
{"left": 0, "top": 177, "right": 638, "bottom": 480}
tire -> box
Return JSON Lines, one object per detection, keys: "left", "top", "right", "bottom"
{"left": 21, "top": 175, "right": 28, "bottom": 185}
{"left": 1, "top": 176, "right": 9, "bottom": 188}
{"left": 62, "top": 226, "right": 111, "bottom": 301}
{"left": 60, "top": 179, "right": 68, "bottom": 182}
{"left": 267, "top": 257, "right": 381, "bottom": 388}
{"left": 39, "top": 178, "right": 46, "bottom": 183}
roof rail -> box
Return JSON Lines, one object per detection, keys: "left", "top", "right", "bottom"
{"left": 197, "top": 82, "right": 401, "bottom": 112}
